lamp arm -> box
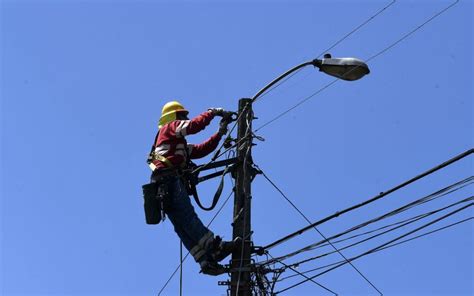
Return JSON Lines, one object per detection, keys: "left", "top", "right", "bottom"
{"left": 251, "top": 60, "right": 318, "bottom": 102}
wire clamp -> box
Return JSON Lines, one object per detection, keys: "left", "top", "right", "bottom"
{"left": 252, "top": 246, "right": 266, "bottom": 256}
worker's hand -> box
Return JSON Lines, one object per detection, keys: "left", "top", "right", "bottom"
{"left": 208, "top": 108, "right": 226, "bottom": 117}
{"left": 218, "top": 118, "right": 229, "bottom": 136}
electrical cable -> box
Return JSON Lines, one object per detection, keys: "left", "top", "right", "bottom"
{"left": 252, "top": 0, "right": 397, "bottom": 103}
{"left": 276, "top": 216, "right": 473, "bottom": 283}
{"left": 192, "top": 0, "right": 399, "bottom": 172}
{"left": 259, "top": 167, "right": 384, "bottom": 295}
{"left": 288, "top": 206, "right": 458, "bottom": 254}
{"left": 267, "top": 253, "right": 338, "bottom": 296}
{"left": 260, "top": 149, "right": 473, "bottom": 252}
{"left": 255, "top": 0, "right": 460, "bottom": 132}
{"left": 314, "top": 0, "right": 397, "bottom": 59}
{"left": 260, "top": 175, "right": 473, "bottom": 265}
{"left": 281, "top": 196, "right": 474, "bottom": 270}
{"left": 179, "top": 241, "right": 183, "bottom": 296}
{"left": 274, "top": 201, "right": 473, "bottom": 294}
{"left": 192, "top": 102, "right": 251, "bottom": 176}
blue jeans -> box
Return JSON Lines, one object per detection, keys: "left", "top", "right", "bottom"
{"left": 164, "top": 177, "right": 213, "bottom": 261}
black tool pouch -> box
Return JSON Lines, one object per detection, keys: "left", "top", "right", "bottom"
{"left": 142, "top": 182, "right": 168, "bottom": 225}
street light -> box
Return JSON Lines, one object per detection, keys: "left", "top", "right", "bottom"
{"left": 251, "top": 53, "right": 370, "bottom": 102}
{"left": 231, "top": 53, "right": 370, "bottom": 295}
{"left": 314, "top": 53, "right": 370, "bottom": 81}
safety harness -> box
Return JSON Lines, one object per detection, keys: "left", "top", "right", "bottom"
{"left": 143, "top": 130, "right": 235, "bottom": 226}
{"left": 146, "top": 130, "right": 176, "bottom": 171}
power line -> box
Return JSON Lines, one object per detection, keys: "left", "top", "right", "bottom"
{"left": 274, "top": 201, "right": 473, "bottom": 294}
{"left": 195, "top": 0, "right": 400, "bottom": 172}
{"left": 286, "top": 201, "right": 466, "bottom": 255}
{"left": 260, "top": 149, "right": 473, "bottom": 251}
{"left": 267, "top": 253, "right": 338, "bottom": 296}
{"left": 276, "top": 216, "right": 473, "bottom": 283}
{"left": 255, "top": 78, "right": 339, "bottom": 132}
{"left": 259, "top": 167, "right": 384, "bottom": 295}
{"left": 179, "top": 241, "right": 183, "bottom": 296}
{"left": 260, "top": 175, "right": 473, "bottom": 265}
{"left": 316, "top": 0, "right": 398, "bottom": 58}
{"left": 255, "top": 0, "right": 460, "bottom": 132}
{"left": 280, "top": 196, "right": 474, "bottom": 270}
{"left": 252, "top": 0, "right": 397, "bottom": 103}
{"left": 366, "top": 0, "right": 459, "bottom": 62}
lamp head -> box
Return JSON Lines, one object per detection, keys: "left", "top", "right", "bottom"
{"left": 313, "top": 54, "right": 370, "bottom": 81}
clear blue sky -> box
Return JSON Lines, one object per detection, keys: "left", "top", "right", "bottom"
{"left": 1, "top": 0, "right": 473, "bottom": 295}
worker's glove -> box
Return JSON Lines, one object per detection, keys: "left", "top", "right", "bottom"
{"left": 218, "top": 118, "right": 229, "bottom": 136}
{"left": 208, "top": 108, "right": 226, "bottom": 117}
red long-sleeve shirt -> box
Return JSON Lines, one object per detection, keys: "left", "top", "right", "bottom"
{"left": 152, "top": 110, "right": 222, "bottom": 170}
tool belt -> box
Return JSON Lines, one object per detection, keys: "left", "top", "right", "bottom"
{"left": 143, "top": 151, "right": 232, "bottom": 225}
{"left": 142, "top": 172, "right": 175, "bottom": 225}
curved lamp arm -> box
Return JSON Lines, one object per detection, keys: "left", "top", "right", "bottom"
{"left": 251, "top": 54, "right": 370, "bottom": 103}
{"left": 251, "top": 61, "right": 314, "bottom": 102}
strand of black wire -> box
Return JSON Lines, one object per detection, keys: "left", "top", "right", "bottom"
{"left": 267, "top": 253, "right": 338, "bottom": 296}
{"left": 260, "top": 176, "right": 474, "bottom": 265}
{"left": 258, "top": 168, "right": 384, "bottom": 295}
{"left": 260, "top": 151, "right": 474, "bottom": 254}
{"left": 274, "top": 200, "right": 473, "bottom": 294}
{"left": 179, "top": 241, "right": 183, "bottom": 296}
{"left": 258, "top": 213, "right": 420, "bottom": 273}
{"left": 192, "top": 100, "right": 255, "bottom": 176}
{"left": 157, "top": 188, "right": 235, "bottom": 295}
{"left": 255, "top": 0, "right": 460, "bottom": 132}
{"left": 252, "top": 0, "right": 397, "bottom": 103}
{"left": 282, "top": 205, "right": 457, "bottom": 255}
{"left": 265, "top": 176, "right": 473, "bottom": 264}
{"left": 281, "top": 196, "right": 474, "bottom": 270}
{"left": 276, "top": 216, "right": 473, "bottom": 283}
{"left": 190, "top": 0, "right": 400, "bottom": 192}
{"left": 194, "top": 0, "right": 399, "bottom": 171}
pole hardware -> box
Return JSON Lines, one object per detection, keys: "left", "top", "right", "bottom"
{"left": 252, "top": 246, "right": 266, "bottom": 256}
{"left": 193, "top": 157, "right": 238, "bottom": 174}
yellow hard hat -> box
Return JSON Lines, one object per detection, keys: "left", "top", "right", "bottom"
{"left": 159, "top": 101, "right": 189, "bottom": 128}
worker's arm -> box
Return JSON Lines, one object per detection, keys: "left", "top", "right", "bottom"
{"left": 188, "top": 118, "right": 229, "bottom": 159}
{"left": 172, "top": 111, "right": 215, "bottom": 138}
{"left": 188, "top": 133, "right": 222, "bottom": 159}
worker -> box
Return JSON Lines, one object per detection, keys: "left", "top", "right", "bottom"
{"left": 147, "top": 101, "right": 240, "bottom": 275}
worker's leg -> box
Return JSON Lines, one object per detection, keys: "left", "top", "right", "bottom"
{"left": 168, "top": 219, "right": 195, "bottom": 251}
{"left": 165, "top": 177, "right": 214, "bottom": 263}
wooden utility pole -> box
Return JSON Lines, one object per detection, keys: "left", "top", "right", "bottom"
{"left": 230, "top": 98, "right": 253, "bottom": 296}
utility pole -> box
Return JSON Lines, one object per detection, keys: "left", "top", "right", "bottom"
{"left": 231, "top": 98, "right": 253, "bottom": 296}
{"left": 221, "top": 55, "right": 369, "bottom": 295}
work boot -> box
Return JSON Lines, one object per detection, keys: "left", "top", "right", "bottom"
{"left": 200, "top": 260, "right": 226, "bottom": 276}
{"left": 211, "top": 236, "right": 242, "bottom": 262}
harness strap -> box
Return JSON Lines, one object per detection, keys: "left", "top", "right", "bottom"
{"left": 190, "top": 166, "right": 230, "bottom": 211}
{"left": 154, "top": 153, "right": 175, "bottom": 168}
{"left": 147, "top": 131, "right": 160, "bottom": 162}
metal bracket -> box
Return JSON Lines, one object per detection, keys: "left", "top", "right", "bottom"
{"left": 218, "top": 280, "right": 231, "bottom": 286}
{"left": 193, "top": 157, "right": 238, "bottom": 174}
{"left": 252, "top": 246, "right": 266, "bottom": 256}
{"left": 197, "top": 164, "right": 236, "bottom": 184}
{"left": 250, "top": 165, "right": 262, "bottom": 181}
